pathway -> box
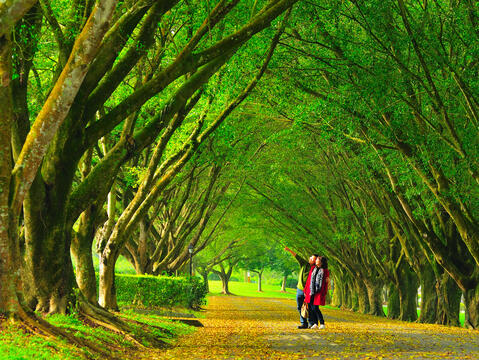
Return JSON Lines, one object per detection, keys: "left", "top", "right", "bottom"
{"left": 159, "top": 296, "right": 479, "bottom": 359}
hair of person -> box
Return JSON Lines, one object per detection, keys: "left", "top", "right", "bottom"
{"left": 320, "top": 256, "right": 328, "bottom": 269}
{"left": 313, "top": 254, "right": 319, "bottom": 257}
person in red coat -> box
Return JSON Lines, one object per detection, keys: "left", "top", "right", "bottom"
{"left": 304, "top": 256, "right": 330, "bottom": 329}
{"left": 302, "top": 257, "right": 315, "bottom": 305}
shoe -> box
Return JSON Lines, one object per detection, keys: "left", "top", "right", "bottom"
{"left": 318, "top": 324, "right": 325, "bottom": 329}
{"left": 310, "top": 324, "right": 318, "bottom": 329}
{"left": 297, "top": 324, "right": 308, "bottom": 329}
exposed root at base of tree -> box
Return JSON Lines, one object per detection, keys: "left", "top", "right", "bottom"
{"left": 79, "top": 298, "right": 168, "bottom": 349}
{"left": 8, "top": 304, "right": 114, "bottom": 359}
{"left": 117, "top": 315, "right": 175, "bottom": 337}
{"left": 466, "top": 319, "right": 477, "bottom": 330}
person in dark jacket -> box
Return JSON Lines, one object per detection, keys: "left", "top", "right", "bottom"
{"left": 284, "top": 247, "right": 317, "bottom": 329}
{"left": 306, "top": 256, "right": 330, "bottom": 329}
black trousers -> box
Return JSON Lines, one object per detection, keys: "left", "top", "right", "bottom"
{"left": 308, "top": 303, "right": 325, "bottom": 325}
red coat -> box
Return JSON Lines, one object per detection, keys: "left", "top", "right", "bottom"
{"left": 303, "top": 265, "right": 314, "bottom": 304}
{"left": 304, "top": 267, "right": 330, "bottom": 306}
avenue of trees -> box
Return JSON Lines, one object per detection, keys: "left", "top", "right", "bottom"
{"left": 226, "top": 0, "right": 479, "bottom": 329}
{"left": 191, "top": 0, "right": 479, "bottom": 330}
{"left": 0, "top": 0, "right": 297, "bottom": 348}
{"left": 1, "top": 0, "right": 479, "bottom": 353}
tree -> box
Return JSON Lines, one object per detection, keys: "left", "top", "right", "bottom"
{"left": 271, "top": 247, "right": 298, "bottom": 292}
{"left": 0, "top": 0, "right": 298, "bottom": 350}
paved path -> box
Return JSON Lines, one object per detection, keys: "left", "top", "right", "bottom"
{"left": 161, "top": 296, "right": 479, "bottom": 359}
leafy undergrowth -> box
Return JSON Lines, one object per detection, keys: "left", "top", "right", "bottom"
{"left": 160, "top": 295, "right": 479, "bottom": 360}
{"left": 208, "top": 280, "right": 296, "bottom": 299}
{"left": 0, "top": 309, "right": 195, "bottom": 360}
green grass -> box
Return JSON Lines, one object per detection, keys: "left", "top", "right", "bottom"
{"left": 0, "top": 323, "right": 82, "bottom": 360}
{"left": 208, "top": 280, "right": 296, "bottom": 299}
{"left": 120, "top": 308, "right": 195, "bottom": 344}
{"left": 92, "top": 254, "right": 136, "bottom": 274}
{"left": 0, "top": 310, "right": 194, "bottom": 360}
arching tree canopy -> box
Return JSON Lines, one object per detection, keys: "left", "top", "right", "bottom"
{"left": 1, "top": 2, "right": 479, "bottom": 355}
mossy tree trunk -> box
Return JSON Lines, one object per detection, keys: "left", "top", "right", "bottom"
{"left": 0, "top": 32, "right": 20, "bottom": 317}
{"left": 417, "top": 262, "right": 438, "bottom": 324}
{"left": 331, "top": 275, "right": 343, "bottom": 308}
{"left": 23, "top": 182, "right": 75, "bottom": 313}
{"left": 365, "top": 279, "right": 384, "bottom": 316}
{"left": 436, "top": 271, "right": 462, "bottom": 326}
{"left": 354, "top": 278, "right": 370, "bottom": 314}
{"left": 350, "top": 285, "right": 359, "bottom": 312}
{"left": 397, "top": 263, "right": 418, "bottom": 322}
{"left": 201, "top": 271, "right": 210, "bottom": 293}
{"left": 343, "top": 283, "right": 351, "bottom": 310}
{"left": 98, "top": 247, "right": 120, "bottom": 310}
{"left": 71, "top": 203, "right": 104, "bottom": 305}
{"left": 387, "top": 283, "right": 400, "bottom": 319}
{"left": 463, "top": 281, "right": 479, "bottom": 329}
{"left": 9, "top": 0, "right": 119, "bottom": 315}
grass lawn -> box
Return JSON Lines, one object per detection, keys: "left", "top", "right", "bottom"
{"left": 208, "top": 280, "right": 296, "bottom": 299}
{"left": 0, "top": 310, "right": 193, "bottom": 360}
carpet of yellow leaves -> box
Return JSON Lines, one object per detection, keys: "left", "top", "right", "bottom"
{"left": 148, "top": 296, "right": 479, "bottom": 359}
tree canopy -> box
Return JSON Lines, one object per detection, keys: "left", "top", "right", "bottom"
{"left": 1, "top": 2, "right": 479, "bottom": 354}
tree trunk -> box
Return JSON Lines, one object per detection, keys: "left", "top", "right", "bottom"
{"left": 71, "top": 236, "right": 97, "bottom": 304}
{"left": 331, "top": 276, "right": 343, "bottom": 308}
{"left": 365, "top": 279, "right": 384, "bottom": 316}
{"left": 280, "top": 275, "right": 287, "bottom": 292}
{"left": 397, "top": 265, "right": 418, "bottom": 322}
{"left": 98, "top": 249, "right": 119, "bottom": 310}
{"left": 464, "top": 282, "right": 479, "bottom": 329}
{"left": 436, "top": 271, "right": 462, "bottom": 327}
{"left": 417, "top": 263, "right": 438, "bottom": 324}
{"left": 71, "top": 206, "right": 100, "bottom": 304}
{"left": 387, "top": 283, "right": 400, "bottom": 319}
{"left": 257, "top": 271, "right": 263, "bottom": 292}
{"left": 201, "top": 271, "right": 209, "bottom": 293}
{"left": 138, "top": 220, "right": 148, "bottom": 273}
{"left": 219, "top": 272, "right": 231, "bottom": 295}
{"left": 342, "top": 279, "right": 352, "bottom": 310}
{"left": 23, "top": 195, "right": 74, "bottom": 314}
{"left": 21, "top": 0, "right": 125, "bottom": 311}
{"left": 0, "top": 33, "right": 20, "bottom": 317}
{"left": 354, "top": 279, "right": 370, "bottom": 314}
{"left": 350, "top": 284, "right": 358, "bottom": 311}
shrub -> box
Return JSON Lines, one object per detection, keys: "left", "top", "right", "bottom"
{"left": 115, "top": 274, "right": 207, "bottom": 309}
{"left": 208, "top": 273, "right": 220, "bottom": 280}
{"left": 286, "top": 277, "right": 297, "bottom": 289}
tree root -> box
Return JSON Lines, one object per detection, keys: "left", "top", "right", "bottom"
{"left": 13, "top": 304, "right": 115, "bottom": 359}
{"left": 116, "top": 316, "right": 174, "bottom": 337}
{"left": 79, "top": 298, "right": 168, "bottom": 348}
